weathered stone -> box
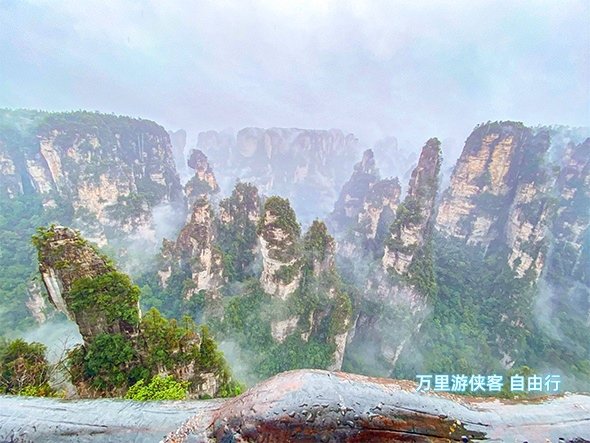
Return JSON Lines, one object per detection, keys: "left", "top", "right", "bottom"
{"left": 383, "top": 138, "right": 441, "bottom": 275}
{"left": 0, "top": 110, "right": 184, "bottom": 246}
{"left": 435, "top": 122, "right": 555, "bottom": 280}
{"left": 198, "top": 127, "right": 359, "bottom": 223}
{"left": 330, "top": 149, "right": 401, "bottom": 259}
{"left": 35, "top": 226, "right": 140, "bottom": 345}
{"left": 185, "top": 149, "right": 220, "bottom": 206}
{"left": 159, "top": 197, "right": 224, "bottom": 300}
{"left": 164, "top": 369, "right": 590, "bottom": 442}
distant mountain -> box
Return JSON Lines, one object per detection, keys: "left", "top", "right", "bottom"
{"left": 1, "top": 110, "right": 589, "bottom": 393}
{"left": 0, "top": 109, "right": 184, "bottom": 245}
{"left": 0, "top": 109, "right": 185, "bottom": 335}
{"left": 196, "top": 127, "right": 360, "bottom": 223}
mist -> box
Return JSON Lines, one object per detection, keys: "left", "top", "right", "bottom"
{"left": 1, "top": 0, "right": 588, "bottom": 162}
{"left": 19, "top": 318, "right": 82, "bottom": 363}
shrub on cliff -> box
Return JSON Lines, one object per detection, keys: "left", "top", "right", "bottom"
{"left": 0, "top": 338, "right": 54, "bottom": 396}
{"left": 125, "top": 375, "right": 189, "bottom": 401}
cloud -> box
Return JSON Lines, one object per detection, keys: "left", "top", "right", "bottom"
{"left": 0, "top": 0, "right": 588, "bottom": 161}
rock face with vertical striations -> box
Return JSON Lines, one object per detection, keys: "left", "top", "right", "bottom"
{"left": 197, "top": 127, "right": 359, "bottom": 223}
{"left": 544, "top": 137, "right": 590, "bottom": 319}
{"left": 435, "top": 122, "right": 566, "bottom": 280}
{"left": 330, "top": 149, "right": 401, "bottom": 260}
{"left": 345, "top": 139, "right": 442, "bottom": 372}
{"left": 168, "top": 129, "right": 188, "bottom": 178}
{"left": 331, "top": 149, "right": 379, "bottom": 228}
{"left": 546, "top": 138, "right": 590, "bottom": 283}
{"left": 0, "top": 109, "right": 184, "bottom": 246}
{"left": 257, "top": 196, "right": 303, "bottom": 301}
{"left": 382, "top": 138, "right": 441, "bottom": 275}
{"left": 253, "top": 196, "right": 353, "bottom": 365}
{"left": 259, "top": 215, "right": 352, "bottom": 367}
{"left": 159, "top": 197, "right": 224, "bottom": 301}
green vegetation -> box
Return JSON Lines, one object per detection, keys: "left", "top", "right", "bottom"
{"left": 274, "top": 263, "right": 301, "bottom": 284}
{"left": 257, "top": 196, "right": 301, "bottom": 260}
{"left": 218, "top": 219, "right": 352, "bottom": 382}
{"left": 0, "top": 195, "right": 60, "bottom": 336}
{"left": 0, "top": 339, "right": 54, "bottom": 396}
{"left": 106, "top": 194, "right": 150, "bottom": 222}
{"left": 222, "top": 280, "right": 338, "bottom": 379}
{"left": 216, "top": 183, "right": 260, "bottom": 282}
{"left": 186, "top": 175, "right": 217, "bottom": 197}
{"left": 29, "top": 226, "right": 242, "bottom": 399}
{"left": 391, "top": 234, "right": 590, "bottom": 390}
{"left": 65, "top": 301, "right": 242, "bottom": 398}
{"left": 409, "top": 237, "right": 532, "bottom": 375}
{"left": 125, "top": 375, "right": 189, "bottom": 401}
{"left": 405, "top": 241, "right": 437, "bottom": 299}
{"left": 303, "top": 220, "right": 334, "bottom": 263}
{"left": 69, "top": 272, "right": 141, "bottom": 327}
{"left": 69, "top": 333, "right": 137, "bottom": 393}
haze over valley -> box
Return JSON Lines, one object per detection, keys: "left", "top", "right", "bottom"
{"left": 0, "top": 1, "right": 589, "bottom": 441}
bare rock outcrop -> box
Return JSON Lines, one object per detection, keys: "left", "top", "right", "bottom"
{"left": 197, "top": 127, "right": 359, "bottom": 223}
{"left": 0, "top": 109, "right": 184, "bottom": 246}
{"left": 165, "top": 369, "right": 590, "bottom": 443}
{"left": 34, "top": 225, "right": 140, "bottom": 345}
{"left": 382, "top": 138, "right": 441, "bottom": 275}
{"left": 256, "top": 198, "right": 352, "bottom": 367}
{"left": 345, "top": 138, "right": 441, "bottom": 372}
{"left": 436, "top": 122, "right": 554, "bottom": 279}
{"left": 185, "top": 149, "right": 219, "bottom": 206}
{"left": 159, "top": 197, "right": 224, "bottom": 300}
{"left": 330, "top": 149, "right": 401, "bottom": 259}
{"left": 33, "top": 225, "right": 238, "bottom": 399}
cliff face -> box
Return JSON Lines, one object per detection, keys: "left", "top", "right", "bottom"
{"left": 216, "top": 182, "right": 261, "bottom": 281}
{"left": 185, "top": 149, "right": 219, "bottom": 206}
{"left": 0, "top": 140, "right": 23, "bottom": 198}
{"left": 0, "top": 110, "right": 184, "bottom": 246}
{"left": 197, "top": 127, "right": 359, "bottom": 223}
{"left": 544, "top": 138, "right": 590, "bottom": 318}
{"left": 159, "top": 197, "right": 224, "bottom": 300}
{"left": 34, "top": 226, "right": 140, "bottom": 345}
{"left": 382, "top": 138, "right": 441, "bottom": 275}
{"left": 547, "top": 139, "right": 590, "bottom": 282}
{"left": 436, "top": 122, "right": 553, "bottom": 279}
{"left": 344, "top": 139, "right": 441, "bottom": 372}
{"left": 168, "top": 129, "right": 188, "bottom": 179}
{"left": 263, "top": 220, "right": 352, "bottom": 370}
{"left": 25, "top": 280, "right": 48, "bottom": 325}
{"left": 253, "top": 198, "right": 352, "bottom": 367}
{"left": 300, "top": 221, "right": 352, "bottom": 370}
{"left": 330, "top": 149, "right": 401, "bottom": 259}
{"left": 331, "top": 149, "right": 379, "bottom": 227}
{"left": 33, "top": 225, "right": 238, "bottom": 398}
{"left": 257, "top": 197, "right": 302, "bottom": 301}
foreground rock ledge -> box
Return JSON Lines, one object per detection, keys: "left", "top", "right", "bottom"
{"left": 1, "top": 370, "right": 589, "bottom": 442}
{"left": 167, "top": 369, "right": 590, "bottom": 443}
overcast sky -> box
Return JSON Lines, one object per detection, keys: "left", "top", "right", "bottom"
{"left": 1, "top": 0, "right": 588, "bottom": 159}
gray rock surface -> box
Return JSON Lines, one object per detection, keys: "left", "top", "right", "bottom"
{"left": 2, "top": 370, "right": 589, "bottom": 442}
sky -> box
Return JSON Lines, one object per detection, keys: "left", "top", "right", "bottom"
{"left": 1, "top": 0, "right": 588, "bottom": 160}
